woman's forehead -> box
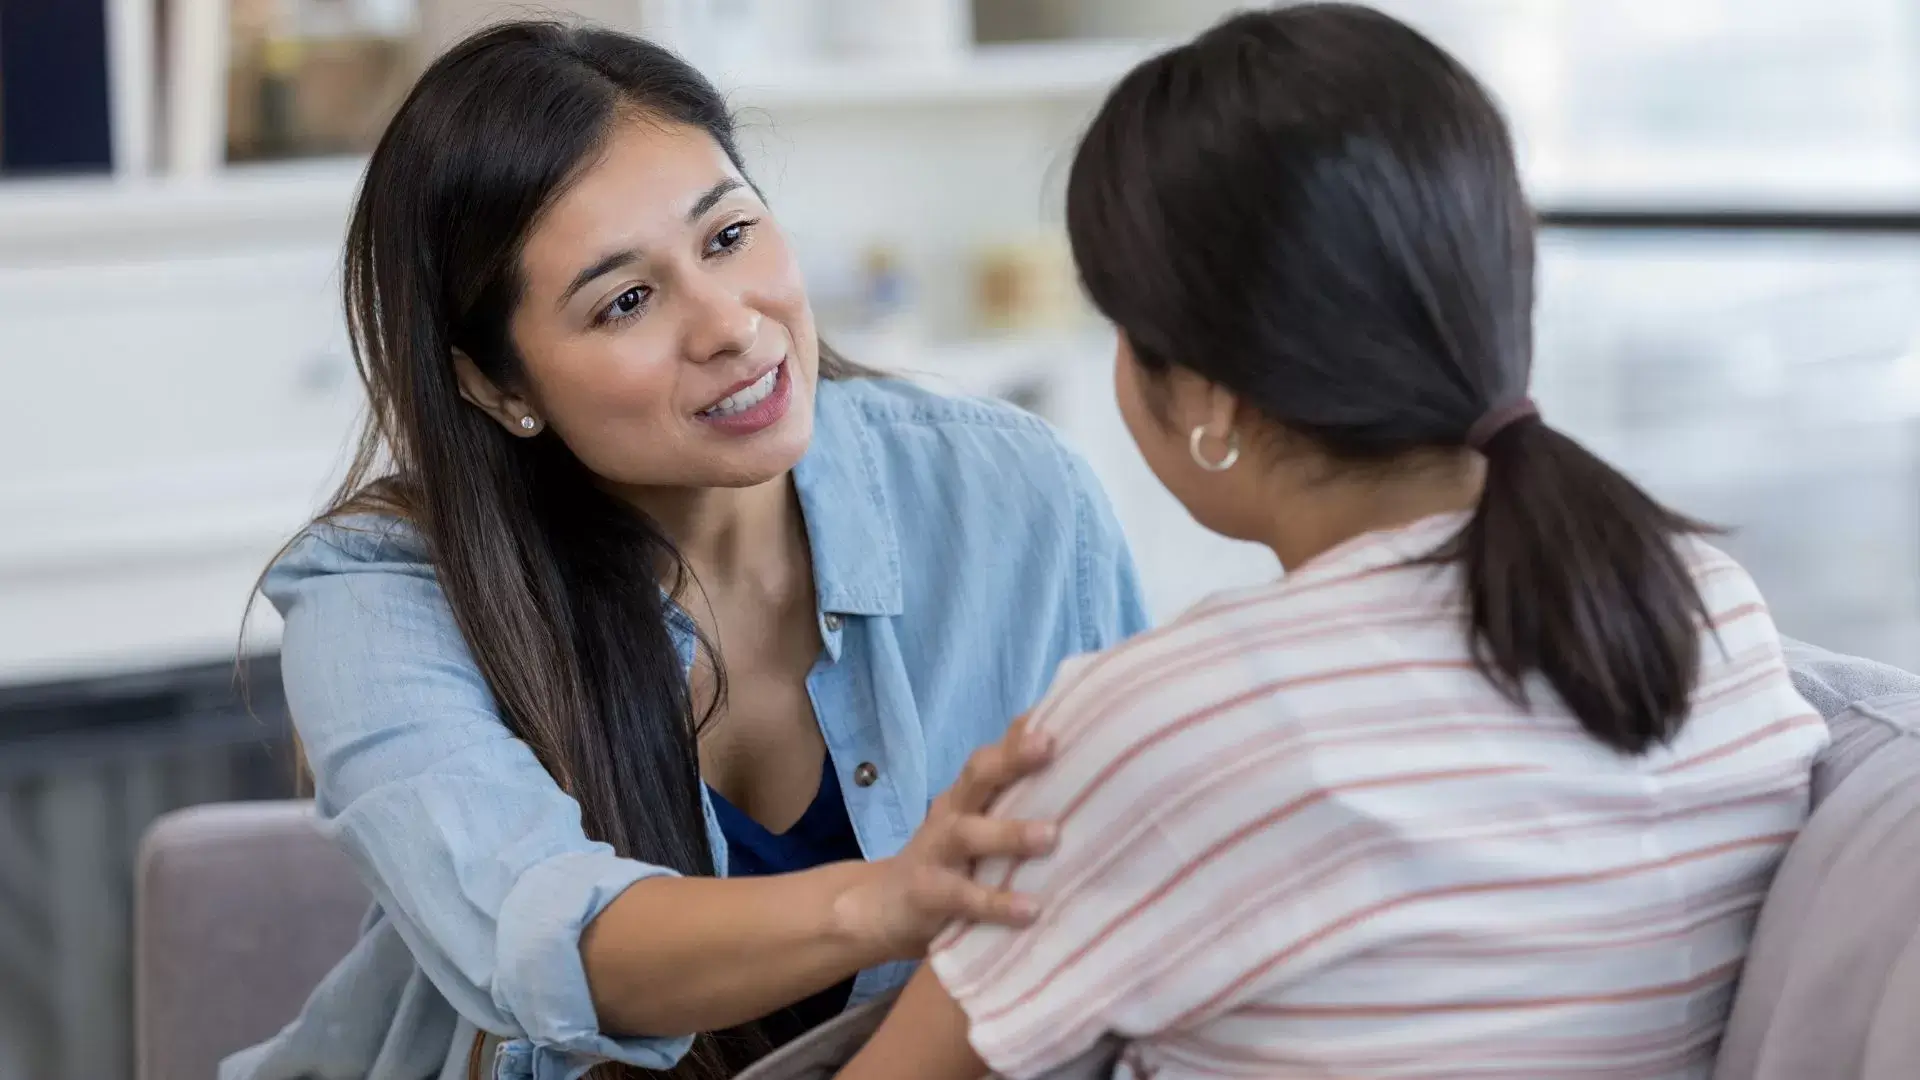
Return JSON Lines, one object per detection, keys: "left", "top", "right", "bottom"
{"left": 521, "top": 121, "right": 747, "bottom": 285}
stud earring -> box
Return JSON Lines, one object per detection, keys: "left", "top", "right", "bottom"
{"left": 519, "top": 415, "right": 538, "bottom": 432}
{"left": 1188, "top": 425, "right": 1240, "bottom": 472}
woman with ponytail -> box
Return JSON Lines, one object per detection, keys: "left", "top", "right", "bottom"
{"left": 224, "top": 21, "right": 1148, "bottom": 1080}
{"left": 842, "top": 6, "right": 1827, "bottom": 1079}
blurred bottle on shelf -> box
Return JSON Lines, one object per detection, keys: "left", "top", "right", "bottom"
{"left": 857, "top": 245, "right": 919, "bottom": 341}
{"left": 225, "top": 0, "right": 419, "bottom": 162}
{"left": 798, "top": 240, "right": 925, "bottom": 354}
{"left": 972, "top": 233, "right": 1083, "bottom": 334}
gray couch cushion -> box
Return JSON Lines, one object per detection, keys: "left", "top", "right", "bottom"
{"left": 1783, "top": 638, "right": 1920, "bottom": 726}
{"left": 135, "top": 801, "right": 369, "bottom": 1080}
{"left": 733, "top": 990, "right": 1119, "bottom": 1080}
{"left": 1713, "top": 692, "right": 1920, "bottom": 1080}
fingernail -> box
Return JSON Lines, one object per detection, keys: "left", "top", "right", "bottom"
{"left": 1011, "top": 897, "right": 1039, "bottom": 920}
{"left": 1027, "top": 733, "right": 1055, "bottom": 755}
{"left": 1028, "top": 823, "right": 1058, "bottom": 847}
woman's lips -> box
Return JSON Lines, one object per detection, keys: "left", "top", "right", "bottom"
{"left": 695, "top": 359, "right": 792, "bottom": 436}
{"left": 699, "top": 359, "right": 784, "bottom": 414}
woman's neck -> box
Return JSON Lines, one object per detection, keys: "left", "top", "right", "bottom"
{"left": 618, "top": 473, "right": 809, "bottom": 597}
{"left": 1257, "top": 451, "right": 1484, "bottom": 571}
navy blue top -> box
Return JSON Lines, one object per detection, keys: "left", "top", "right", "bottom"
{"left": 708, "top": 757, "right": 865, "bottom": 1047}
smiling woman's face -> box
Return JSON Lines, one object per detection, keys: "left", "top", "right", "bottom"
{"left": 487, "top": 115, "right": 819, "bottom": 492}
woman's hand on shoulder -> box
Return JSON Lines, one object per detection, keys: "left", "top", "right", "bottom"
{"left": 832, "top": 716, "right": 1058, "bottom": 961}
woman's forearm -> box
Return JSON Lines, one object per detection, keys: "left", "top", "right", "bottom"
{"left": 580, "top": 860, "right": 892, "bottom": 1037}
{"left": 837, "top": 964, "right": 985, "bottom": 1080}
{"left": 580, "top": 723, "right": 1058, "bottom": 1038}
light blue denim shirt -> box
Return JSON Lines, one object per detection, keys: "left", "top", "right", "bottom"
{"left": 222, "top": 377, "right": 1150, "bottom": 1080}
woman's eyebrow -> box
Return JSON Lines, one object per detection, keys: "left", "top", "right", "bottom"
{"left": 685, "top": 177, "right": 744, "bottom": 222}
{"left": 559, "top": 249, "right": 641, "bottom": 311}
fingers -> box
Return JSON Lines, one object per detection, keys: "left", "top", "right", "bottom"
{"left": 947, "top": 813, "right": 1057, "bottom": 862}
{"left": 909, "top": 865, "right": 1040, "bottom": 927}
{"left": 949, "top": 715, "right": 1055, "bottom": 815}
{"left": 895, "top": 714, "right": 1059, "bottom": 936}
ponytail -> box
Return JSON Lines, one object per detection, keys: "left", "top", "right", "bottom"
{"left": 1437, "top": 414, "right": 1718, "bottom": 755}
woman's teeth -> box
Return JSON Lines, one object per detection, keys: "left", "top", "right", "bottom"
{"left": 700, "top": 366, "right": 779, "bottom": 418}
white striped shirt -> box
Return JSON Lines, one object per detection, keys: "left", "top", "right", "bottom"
{"left": 930, "top": 513, "right": 1827, "bottom": 1079}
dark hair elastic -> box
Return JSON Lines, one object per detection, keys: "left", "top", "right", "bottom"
{"left": 1466, "top": 397, "right": 1539, "bottom": 450}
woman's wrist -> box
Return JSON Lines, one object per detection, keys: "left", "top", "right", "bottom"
{"left": 824, "top": 858, "right": 919, "bottom": 965}
{"left": 585, "top": 863, "right": 906, "bottom": 1036}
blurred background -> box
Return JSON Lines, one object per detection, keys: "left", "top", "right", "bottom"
{"left": 2, "top": 0, "right": 1918, "bottom": 1076}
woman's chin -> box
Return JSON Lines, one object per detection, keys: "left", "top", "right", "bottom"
{"left": 692, "top": 412, "right": 815, "bottom": 489}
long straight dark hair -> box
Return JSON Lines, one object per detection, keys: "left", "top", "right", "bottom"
{"left": 311, "top": 21, "right": 864, "bottom": 1078}
{"left": 1068, "top": 3, "right": 1715, "bottom": 755}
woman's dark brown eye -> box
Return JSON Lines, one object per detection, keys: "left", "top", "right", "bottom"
{"left": 708, "top": 219, "right": 758, "bottom": 256}
{"left": 610, "top": 287, "right": 645, "bottom": 317}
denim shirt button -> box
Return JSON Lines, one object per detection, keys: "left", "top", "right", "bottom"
{"left": 853, "top": 761, "right": 880, "bottom": 787}
{"left": 823, "top": 612, "right": 843, "bottom": 632}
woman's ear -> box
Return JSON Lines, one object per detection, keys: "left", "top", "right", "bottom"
{"left": 452, "top": 350, "right": 544, "bottom": 436}
{"left": 1161, "top": 363, "right": 1240, "bottom": 444}
{"left": 1202, "top": 379, "right": 1240, "bottom": 445}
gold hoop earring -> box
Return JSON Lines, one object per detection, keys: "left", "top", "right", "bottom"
{"left": 1188, "top": 425, "right": 1240, "bottom": 472}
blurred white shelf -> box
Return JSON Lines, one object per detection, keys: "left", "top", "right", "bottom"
{"left": 6, "top": 62, "right": 1920, "bottom": 258}
{"left": 1524, "top": 146, "right": 1920, "bottom": 215}
{"left": 6, "top": 147, "right": 1915, "bottom": 262}
{"left": 0, "top": 39, "right": 1161, "bottom": 255}
{"left": 718, "top": 39, "right": 1163, "bottom": 110}
{"left": 0, "top": 156, "right": 363, "bottom": 262}
{"left": 0, "top": 554, "right": 286, "bottom": 689}
{"left": 835, "top": 327, "right": 1112, "bottom": 400}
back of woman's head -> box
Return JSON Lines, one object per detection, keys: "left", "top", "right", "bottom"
{"left": 1068, "top": 3, "right": 1714, "bottom": 755}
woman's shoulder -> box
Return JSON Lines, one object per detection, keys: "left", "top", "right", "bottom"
{"left": 262, "top": 513, "right": 437, "bottom": 615}
{"left": 1674, "top": 535, "right": 1772, "bottom": 622}
{"left": 819, "top": 376, "right": 1099, "bottom": 508}
{"left": 827, "top": 375, "right": 1067, "bottom": 445}
{"left": 262, "top": 512, "right": 484, "bottom": 698}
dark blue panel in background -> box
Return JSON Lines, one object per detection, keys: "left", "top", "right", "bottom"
{"left": 0, "top": 0, "right": 115, "bottom": 174}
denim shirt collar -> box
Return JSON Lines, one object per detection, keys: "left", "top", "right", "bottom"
{"left": 661, "top": 377, "right": 903, "bottom": 661}
{"left": 790, "top": 378, "right": 904, "bottom": 617}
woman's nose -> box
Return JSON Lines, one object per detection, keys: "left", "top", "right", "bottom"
{"left": 680, "top": 272, "right": 761, "bottom": 363}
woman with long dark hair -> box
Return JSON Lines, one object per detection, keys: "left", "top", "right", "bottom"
{"left": 841, "top": 6, "right": 1827, "bottom": 1078}
{"left": 223, "top": 21, "right": 1147, "bottom": 1080}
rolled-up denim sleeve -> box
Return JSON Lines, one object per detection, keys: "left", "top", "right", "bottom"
{"left": 267, "top": 530, "right": 695, "bottom": 1071}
